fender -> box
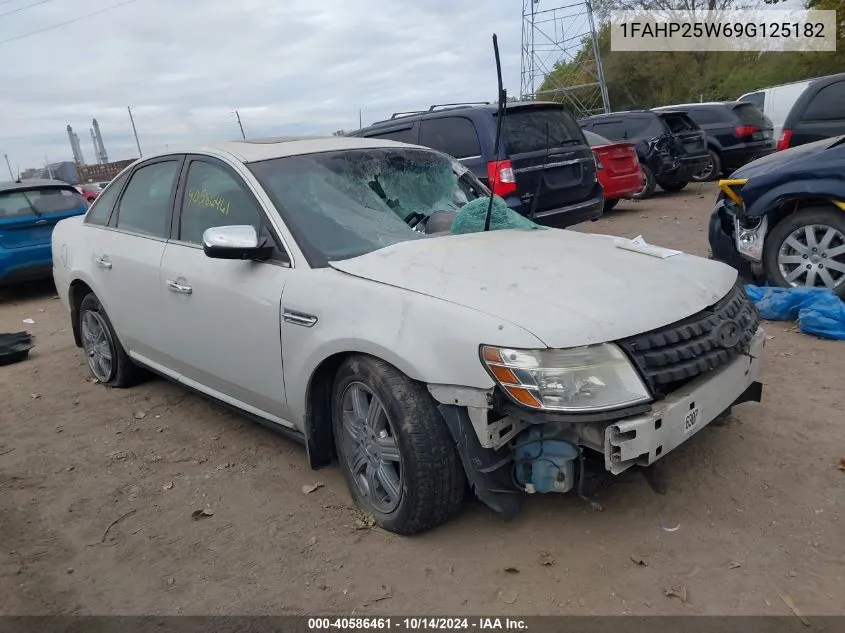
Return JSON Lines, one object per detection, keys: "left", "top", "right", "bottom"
{"left": 743, "top": 178, "right": 845, "bottom": 218}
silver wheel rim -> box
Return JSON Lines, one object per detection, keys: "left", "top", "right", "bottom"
{"left": 339, "top": 383, "right": 403, "bottom": 514}
{"left": 81, "top": 309, "right": 114, "bottom": 382}
{"left": 777, "top": 224, "right": 845, "bottom": 290}
{"left": 634, "top": 169, "right": 650, "bottom": 198}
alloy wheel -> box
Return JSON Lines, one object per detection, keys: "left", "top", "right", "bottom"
{"left": 339, "top": 383, "right": 403, "bottom": 513}
{"left": 777, "top": 224, "right": 845, "bottom": 290}
{"left": 80, "top": 309, "right": 115, "bottom": 382}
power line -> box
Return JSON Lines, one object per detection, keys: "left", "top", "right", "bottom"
{"left": 0, "top": 0, "right": 140, "bottom": 46}
{"left": 0, "top": 0, "right": 60, "bottom": 19}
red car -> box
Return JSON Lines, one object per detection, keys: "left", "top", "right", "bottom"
{"left": 74, "top": 183, "right": 102, "bottom": 204}
{"left": 584, "top": 130, "right": 643, "bottom": 211}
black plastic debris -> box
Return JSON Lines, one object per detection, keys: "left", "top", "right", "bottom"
{"left": 0, "top": 332, "right": 34, "bottom": 366}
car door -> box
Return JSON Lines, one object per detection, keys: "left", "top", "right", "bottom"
{"left": 91, "top": 157, "right": 183, "bottom": 362}
{"left": 788, "top": 79, "right": 845, "bottom": 148}
{"left": 157, "top": 155, "right": 294, "bottom": 425}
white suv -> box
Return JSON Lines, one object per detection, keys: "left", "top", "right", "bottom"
{"left": 52, "top": 136, "right": 765, "bottom": 534}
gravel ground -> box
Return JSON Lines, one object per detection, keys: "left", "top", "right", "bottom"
{"left": 1, "top": 182, "right": 843, "bottom": 618}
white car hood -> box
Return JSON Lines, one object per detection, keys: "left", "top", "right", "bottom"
{"left": 329, "top": 229, "right": 738, "bottom": 348}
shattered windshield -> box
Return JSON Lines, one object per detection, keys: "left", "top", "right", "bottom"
{"left": 249, "top": 148, "right": 483, "bottom": 264}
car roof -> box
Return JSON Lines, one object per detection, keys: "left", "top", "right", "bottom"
{"left": 360, "top": 100, "right": 568, "bottom": 129}
{"left": 0, "top": 178, "right": 75, "bottom": 193}
{"left": 140, "top": 135, "right": 429, "bottom": 164}
{"left": 654, "top": 101, "right": 743, "bottom": 109}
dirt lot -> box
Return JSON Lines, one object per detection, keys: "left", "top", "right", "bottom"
{"left": 1, "top": 182, "right": 843, "bottom": 617}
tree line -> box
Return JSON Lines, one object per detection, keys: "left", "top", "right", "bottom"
{"left": 539, "top": 0, "right": 844, "bottom": 111}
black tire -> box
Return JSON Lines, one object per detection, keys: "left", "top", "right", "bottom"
{"left": 657, "top": 179, "right": 688, "bottom": 192}
{"left": 630, "top": 165, "right": 656, "bottom": 200}
{"left": 692, "top": 150, "right": 721, "bottom": 182}
{"left": 603, "top": 199, "right": 619, "bottom": 212}
{"left": 78, "top": 292, "right": 145, "bottom": 387}
{"left": 331, "top": 354, "right": 465, "bottom": 534}
{"left": 762, "top": 207, "right": 845, "bottom": 299}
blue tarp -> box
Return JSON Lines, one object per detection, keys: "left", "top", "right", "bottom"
{"left": 744, "top": 284, "right": 845, "bottom": 340}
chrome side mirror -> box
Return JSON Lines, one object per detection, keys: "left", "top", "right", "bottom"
{"left": 202, "top": 225, "right": 273, "bottom": 260}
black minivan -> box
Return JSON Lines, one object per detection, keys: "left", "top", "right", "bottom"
{"left": 349, "top": 102, "right": 604, "bottom": 227}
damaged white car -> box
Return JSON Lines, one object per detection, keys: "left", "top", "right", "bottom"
{"left": 52, "top": 136, "right": 765, "bottom": 534}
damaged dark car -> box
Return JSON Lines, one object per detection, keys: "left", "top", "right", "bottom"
{"left": 579, "top": 110, "right": 710, "bottom": 199}
{"left": 709, "top": 135, "right": 845, "bottom": 297}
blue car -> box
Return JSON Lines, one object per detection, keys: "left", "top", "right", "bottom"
{"left": 0, "top": 179, "right": 88, "bottom": 287}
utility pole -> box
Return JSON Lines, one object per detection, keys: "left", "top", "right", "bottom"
{"left": 3, "top": 154, "right": 13, "bottom": 181}
{"left": 234, "top": 110, "right": 246, "bottom": 139}
{"left": 127, "top": 106, "right": 143, "bottom": 158}
{"left": 359, "top": 109, "right": 362, "bottom": 129}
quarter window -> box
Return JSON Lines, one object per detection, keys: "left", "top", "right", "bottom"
{"left": 179, "top": 160, "right": 264, "bottom": 245}
{"left": 418, "top": 117, "right": 482, "bottom": 159}
{"left": 115, "top": 161, "right": 180, "bottom": 238}
{"left": 801, "top": 81, "right": 845, "bottom": 122}
{"left": 365, "top": 127, "right": 418, "bottom": 144}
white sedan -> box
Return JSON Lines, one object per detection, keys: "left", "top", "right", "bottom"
{"left": 52, "top": 136, "right": 765, "bottom": 534}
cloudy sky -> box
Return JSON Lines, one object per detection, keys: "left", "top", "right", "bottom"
{"left": 0, "top": 0, "right": 523, "bottom": 173}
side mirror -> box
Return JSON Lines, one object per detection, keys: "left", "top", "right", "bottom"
{"left": 202, "top": 225, "right": 274, "bottom": 260}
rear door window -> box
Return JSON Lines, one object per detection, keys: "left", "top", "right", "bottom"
{"left": 365, "top": 126, "right": 418, "bottom": 144}
{"left": 0, "top": 187, "right": 85, "bottom": 219}
{"left": 591, "top": 120, "right": 627, "bottom": 140}
{"left": 800, "top": 81, "right": 845, "bottom": 121}
{"left": 625, "top": 115, "right": 667, "bottom": 138}
{"left": 502, "top": 107, "right": 583, "bottom": 154}
{"left": 114, "top": 160, "right": 181, "bottom": 238}
{"left": 418, "top": 117, "right": 481, "bottom": 159}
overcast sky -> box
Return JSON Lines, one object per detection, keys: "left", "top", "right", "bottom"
{"left": 0, "top": 0, "right": 522, "bottom": 172}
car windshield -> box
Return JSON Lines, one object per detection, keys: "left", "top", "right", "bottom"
{"left": 0, "top": 187, "right": 86, "bottom": 218}
{"left": 249, "top": 148, "right": 484, "bottom": 264}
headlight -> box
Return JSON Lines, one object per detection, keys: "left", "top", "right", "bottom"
{"left": 734, "top": 214, "right": 768, "bottom": 262}
{"left": 481, "top": 344, "right": 651, "bottom": 412}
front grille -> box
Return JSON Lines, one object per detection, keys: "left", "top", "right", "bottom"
{"left": 617, "top": 285, "right": 760, "bottom": 396}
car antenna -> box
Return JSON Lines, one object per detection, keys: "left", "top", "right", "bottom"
{"left": 484, "top": 33, "right": 507, "bottom": 232}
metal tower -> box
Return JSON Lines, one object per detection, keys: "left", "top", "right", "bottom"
{"left": 67, "top": 125, "right": 85, "bottom": 165}
{"left": 520, "top": 0, "right": 610, "bottom": 117}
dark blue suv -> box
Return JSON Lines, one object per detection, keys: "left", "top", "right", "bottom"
{"left": 349, "top": 102, "right": 604, "bottom": 227}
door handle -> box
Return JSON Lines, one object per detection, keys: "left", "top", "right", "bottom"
{"left": 166, "top": 279, "right": 193, "bottom": 295}
{"left": 94, "top": 256, "right": 112, "bottom": 270}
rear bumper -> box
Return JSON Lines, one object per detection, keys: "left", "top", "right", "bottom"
{"left": 672, "top": 154, "right": 710, "bottom": 180}
{"left": 526, "top": 194, "right": 604, "bottom": 226}
{"left": 601, "top": 171, "right": 643, "bottom": 200}
{"left": 0, "top": 245, "right": 53, "bottom": 287}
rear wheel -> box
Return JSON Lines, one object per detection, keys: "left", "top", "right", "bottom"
{"left": 78, "top": 293, "right": 145, "bottom": 387}
{"left": 332, "top": 355, "right": 465, "bottom": 534}
{"left": 762, "top": 207, "right": 845, "bottom": 298}
{"left": 692, "top": 150, "right": 721, "bottom": 182}
{"left": 603, "top": 199, "right": 619, "bottom": 212}
{"left": 630, "top": 165, "right": 656, "bottom": 200}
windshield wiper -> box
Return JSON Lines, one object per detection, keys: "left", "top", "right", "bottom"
{"left": 20, "top": 192, "right": 42, "bottom": 217}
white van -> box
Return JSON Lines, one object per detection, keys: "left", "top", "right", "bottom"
{"left": 738, "top": 79, "right": 811, "bottom": 139}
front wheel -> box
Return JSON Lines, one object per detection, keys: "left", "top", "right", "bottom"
{"left": 78, "top": 293, "right": 145, "bottom": 387}
{"left": 762, "top": 207, "right": 845, "bottom": 298}
{"left": 332, "top": 355, "right": 465, "bottom": 534}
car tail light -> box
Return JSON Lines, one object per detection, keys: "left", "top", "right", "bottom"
{"left": 486, "top": 160, "right": 517, "bottom": 197}
{"left": 776, "top": 129, "right": 792, "bottom": 151}
{"left": 734, "top": 125, "right": 759, "bottom": 138}
{"left": 593, "top": 153, "right": 604, "bottom": 170}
